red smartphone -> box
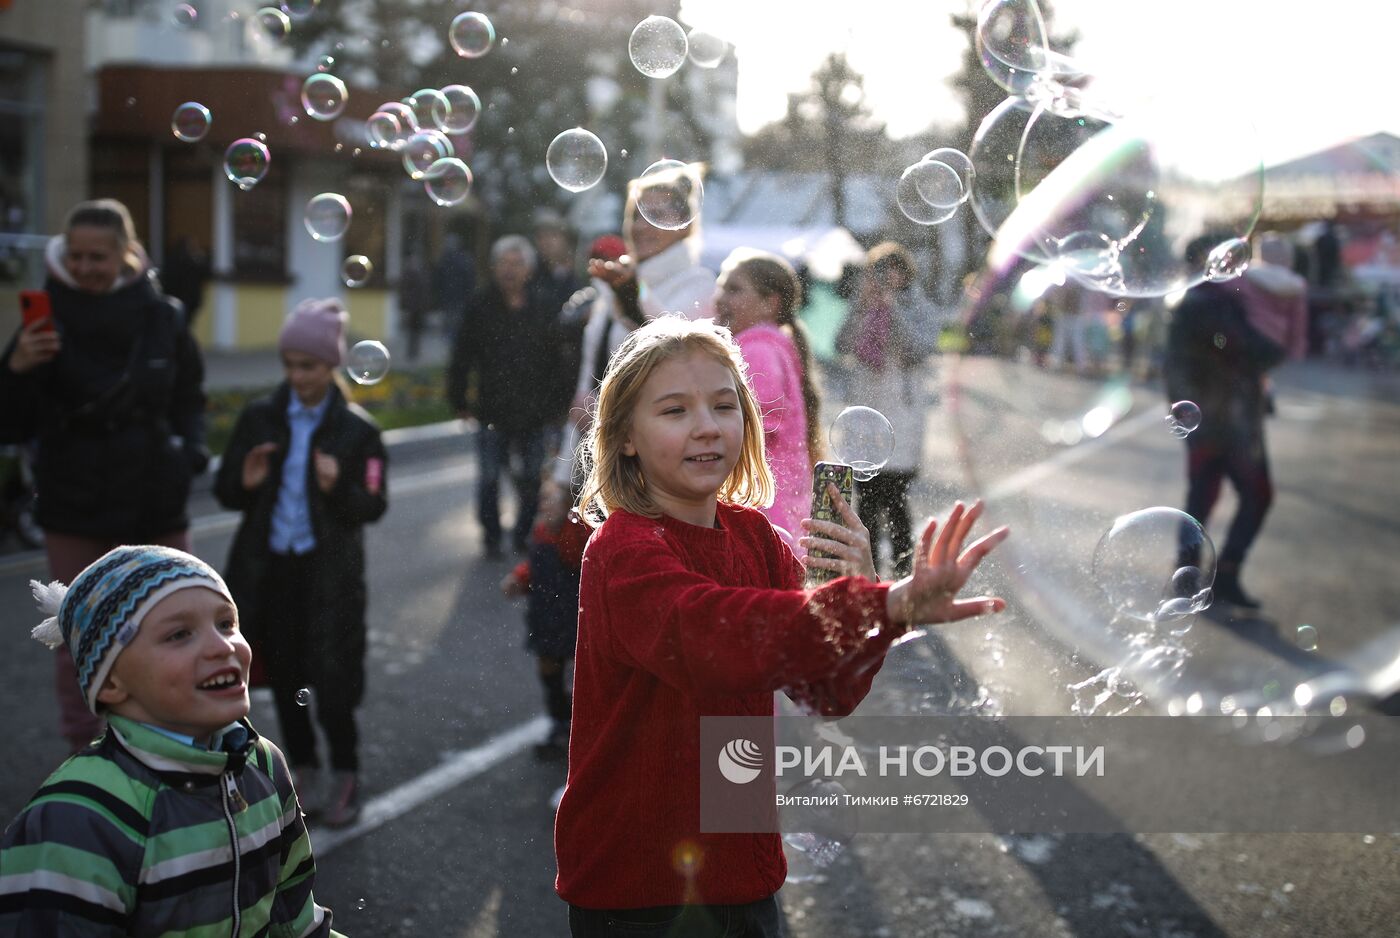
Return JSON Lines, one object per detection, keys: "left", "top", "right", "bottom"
{"left": 19, "top": 290, "right": 54, "bottom": 332}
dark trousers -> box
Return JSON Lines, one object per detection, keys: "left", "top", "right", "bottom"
{"left": 261, "top": 551, "right": 359, "bottom": 771}
{"left": 856, "top": 470, "right": 916, "bottom": 578}
{"left": 477, "top": 425, "right": 545, "bottom": 549}
{"left": 1183, "top": 432, "right": 1273, "bottom": 571}
{"left": 569, "top": 896, "right": 783, "bottom": 938}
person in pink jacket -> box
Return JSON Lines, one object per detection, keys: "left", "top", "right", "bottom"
{"left": 715, "top": 249, "right": 824, "bottom": 547}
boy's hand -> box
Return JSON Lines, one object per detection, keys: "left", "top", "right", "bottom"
{"left": 884, "top": 500, "right": 1010, "bottom": 626}
{"left": 800, "top": 483, "right": 876, "bottom": 581}
{"left": 8, "top": 319, "right": 61, "bottom": 374}
{"left": 313, "top": 449, "right": 340, "bottom": 493}
{"left": 500, "top": 573, "right": 526, "bottom": 596}
{"left": 588, "top": 255, "right": 635, "bottom": 288}
{"left": 241, "top": 442, "right": 278, "bottom": 490}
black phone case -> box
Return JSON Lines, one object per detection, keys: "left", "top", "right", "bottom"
{"left": 804, "top": 461, "right": 856, "bottom": 586}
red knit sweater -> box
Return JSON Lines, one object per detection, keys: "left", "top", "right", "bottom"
{"left": 554, "top": 503, "right": 897, "bottom": 909}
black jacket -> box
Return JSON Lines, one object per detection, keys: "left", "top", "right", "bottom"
{"left": 445, "top": 283, "right": 566, "bottom": 431}
{"left": 214, "top": 383, "right": 387, "bottom": 705}
{"left": 0, "top": 272, "right": 207, "bottom": 539}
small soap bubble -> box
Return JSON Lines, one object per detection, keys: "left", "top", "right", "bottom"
{"left": 1166, "top": 400, "right": 1202, "bottom": 436}
{"left": 125, "top": 96, "right": 137, "bottom": 108}
{"left": 355, "top": 898, "right": 367, "bottom": 911}
{"left": 402, "top": 130, "right": 453, "bottom": 180}
{"left": 439, "top": 85, "right": 481, "bottom": 135}
{"left": 286, "top": 115, "right": 299, "bottom": 126}
{"left": 254, "top": 132, "right": 267, "bottom": 142}
{"left": 423, "top": 157, "right": 472, "bottom": 206}
{"left": 316, "top": 55, "right": 335, "bottom": 72}
{"left": 686, "top": 28, "right": 727, "bottom": 68}
{"left": 1092, "top": 507, "right": 1217, "bottom": 624}
{"left": 253, "top": 7, "right": 291, "bottom": 43}
{"left": 1205, "top": 237, "right": 1251, "bottom": 282}
{"left": 223, "top": 138, "right": 271, "bottom": 190}
{"left": 896, "top": 163, "right": 958, "bottom": 226}
{"left": 830, "top": 406, "right": 896, "bottom": 482}
{"left": 301, "top": 73, "right": 348, "bottom": 121}
{"left": 1362, "top": 834, "right": 1376, "bottom": 845}
{"left": 295, "top": 688, "right": 311, "bottom": 706}
{"left": 449, "top": 11, "right": 496, "bottom": 58}
{"left": 1295, "top": 625, "right": 1318, "bottom": 651}
{"left": 347, "top": 340, "right": 391, "bottom": 385}
{"left": 173, "top": 3, "right": 198, "bottom": 27}
{"left": 342, "top": 255, "right": 373, "bottom": 287}
{"left": 407, "top": 88, "right": 450, "bottom": 133}
{"left": 510, "top": 66, "right": 518, "bottom": 76}
{"left": 629, "top": 15, "right": 687, "bottom": 79}
{"left": 634, "top": 159, "right": 703, "bottom": 230}
{"left": 303, "top": 193, "right": 352, "bottom": 242}
{"left": 546, "top": 128, "right": 608, "bottom": 192}
{"left": 171, "top": 102, "right": 212, "bottom": 142}
{"left": 281, "top": 0, "right": 319, "bottom": 20}
{"left": 366, "top": 111, "right": 402, "bottom": 150}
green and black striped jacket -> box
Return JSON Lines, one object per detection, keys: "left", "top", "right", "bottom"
{"left": 0, "top": 715, "right": 342, "bottom": 936}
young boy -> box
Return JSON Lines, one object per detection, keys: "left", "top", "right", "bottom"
{"left": 0, "top": 545, "right": 343, "bottom": 936}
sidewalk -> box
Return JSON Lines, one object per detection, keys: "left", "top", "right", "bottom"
{"left": 200, "top": 326, "right": 454, "bottom": 392}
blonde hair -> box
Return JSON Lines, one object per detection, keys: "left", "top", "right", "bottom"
{"left": 577, "top": 316, "right": 774, "bottom": 526}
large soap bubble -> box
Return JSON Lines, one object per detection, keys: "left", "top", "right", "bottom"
{"left": 830, "top": 406, "right": 895, "bottom": 482}
{"left": 439, "top": 85, "right": 481, "bottom": 135}
{"left": 301, "top": 74, "right": 347, "bottom": 121}
{"left": 303, "top": 193, "right": 352, "bottom": 242}
{"left": 896, "top": 162, "right": 959, "bottom": 226}
{"left": 406, "top": 88, "right": 450, "bottom": 133}
{"left": 223, "top": 138, "right": 271, "bottom": 190}
{"left": 423, "top": 158, "right": 472, "bottom": 207}
{"left": 629, "top": 15, "right": 687, "bottom": 79}
{"left": 633, "top": 159, "right": 703, "bottom": 230}
{"left": 449, "top": 12, "right": 496, "bottom": 58}
{"left": 1092, "top": 507, "right": 1216, "bottom": 624}
{"left": 686, "top": 28, "right": 728, "bottom": 68}
{"left": 546, "top": 129, "right": 608, "bottom": 193}
{"left": 171, "top": 102, "right": 211, "bottom": 143}
{"left": 402, "top": 130, "right": 453, "bottom": 180}
{"left": 347, "top": 340, "right": 390, "bottom": 385}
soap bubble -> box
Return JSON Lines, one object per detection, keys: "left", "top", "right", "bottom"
{"left": 316, "top": 55, "right": 335, "bottom": 72}
{"left": 365, "top": 111, "right": 401, "bottom": 149}
{"left": 223, "top": 138, "right": 271, "bottom": 190}
{"left": 342, "top": 255, "right": 373, "bottom": 287}
{"left": 830, "top": 406, "right": 895, "bottom": 482}
{"left": 303, "top": 193, "right": 352, "bottom": 242}
{"left": 281, "top": 0, "right": 318, "bottom": 20}
{"left": 910, "top": 158, "right": 964, "bottom": 209}
{"left": 1166, "top": 400, "right": 1202, "bottom": 437}
{"left": 171, "top": 102, "right": 211, "bottom": 143}
{"left": 629, "top": 15, "right": 687, "bottom": 79}
{"left": 449, "top": 11, "right": 495, "bottom": 58}
{"left": 633, "top": 159, "right": 703, "bottom": 230}
{"left": 686, "top": 28, "right": 727, "bottom": 68}
{"left": 1296, "top": 625, "right": 1319, "bottom": 652}
{"left": 439, "top": 85, "right": 481, "bottom": 135}
{"left": 896, "top": 162, "right": 959, "bottom": 226}
{"left": 1205, "top": 237, "right": 1251, "bottom": 282}
{"left": 401, "top": 130, "right": 453, "bottom": 180}
{"left": 1092, "top": 507, "right": 1216, "bottom": 624}
{"left": 173, "top": 4, "right": 198, "bottom": 27}
{"left": 406, "top": 88, "right": 450, "bottom": 133}
{"left": 301, "top": 74, "right": 347, "bottom": 121}
{"left": 781, "top": 778, "right": 855, "bottom": 879}
{"left": 354, "top": 898, "right": 366, "bottom": 911}
{"left": 423, "top": 158, "right": 472, "bottom": 206}
{"left": 252, "top": 7, "right": 290, "bottom": 43}
{"left": 921, "top": 147, "right": 975, "bottom": 205}
{"left": 295, "top": 688, "right": 311, "bottom": 706}
{"left": 546, "top": 128, "right": 608, "bottom": 193}
{"left": 347, "top": 340, "right": 391, "bottom": 385}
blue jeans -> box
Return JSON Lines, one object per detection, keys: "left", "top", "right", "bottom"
{"left": 477, "top": 425, "right": 545, "bottom": 549}
{"left": 568, "top": 896, "right": 783, "bottom": 937}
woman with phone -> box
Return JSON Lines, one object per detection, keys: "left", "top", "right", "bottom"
{"left": 0, "top": 197, "right": 207, "bottom": 752}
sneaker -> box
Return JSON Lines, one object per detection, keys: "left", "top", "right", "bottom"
{"left": 292, "top": 766, "right": 324, "bottom": 819}
{"left": 322, "top": 772, "right": 361, "bottom": 828}
{"left": 1213, "top": 571, "right": 1261, "bottom": 610}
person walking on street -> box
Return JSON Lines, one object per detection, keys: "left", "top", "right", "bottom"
{"left": 0, "top": 198, "right": 208, "bottom": 752}
{"left": 214, "top": 298, "right": 388, "bottom": 827}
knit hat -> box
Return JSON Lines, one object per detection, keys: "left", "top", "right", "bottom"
{"left": 590, "top": 234, "right": 627, "bottom": 262}
{"left": 31, "top": 546, "right": 235, "bottom": 715}
{"left": 278, "top": 297, "right": 348, "bottom": 367}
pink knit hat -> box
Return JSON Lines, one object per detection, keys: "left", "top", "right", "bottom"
{"left": 279, "top": 298, "right": 348, "bottom": 366}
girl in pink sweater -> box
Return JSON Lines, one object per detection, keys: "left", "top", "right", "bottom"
{"left": 715, "top": 249, "right": 823, "bottom": 549}
{"left": 555, "top": 316, "right": 1009, "bottom": 934}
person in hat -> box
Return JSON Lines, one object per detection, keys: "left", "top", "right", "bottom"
{"left": 214, "top": 298, "right": 388, "bottom": 827}
{"left": 0, "top": 545, "right": 343, "bottom": 937}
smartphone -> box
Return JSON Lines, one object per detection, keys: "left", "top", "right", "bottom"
{"left": 19, "top": 290, "right": 54, "bottom": 332}
{"left": 804, "top": 461, "right": 856, "bottom": 586}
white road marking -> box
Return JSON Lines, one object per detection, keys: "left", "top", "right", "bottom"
{"left": 309, "top": 715, "right": 549, "bottom": 857}
{"left": 984, "top": 407, "right": 1162, "bottom": 501}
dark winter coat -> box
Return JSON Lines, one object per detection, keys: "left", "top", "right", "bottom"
{"left": 0, "top": 271, "right": 207, "bottom": 539}
{"left": 214, "top": 383, "right": 387, "bottom": 707}
{"left": 445, "top": 283, "right": 566, "bottom": 431}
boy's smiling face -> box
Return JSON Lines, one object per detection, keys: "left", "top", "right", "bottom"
{"left": 97, "top": 587, "right": 251, "bottom": 744}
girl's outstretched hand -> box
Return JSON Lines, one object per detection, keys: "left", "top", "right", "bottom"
{"left": 884, "top": 500, "right": 1010, "bottom": 626}
{"left": 800, "top": 483, "right": 877, "bottom": 581}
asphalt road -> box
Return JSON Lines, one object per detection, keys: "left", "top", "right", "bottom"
{"left": 1, "top": 358, "right": 1396, "bottom": 937}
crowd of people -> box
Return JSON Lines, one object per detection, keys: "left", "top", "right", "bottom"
{"left": 0, "top": 179, "right": 1325, "bottom": 935}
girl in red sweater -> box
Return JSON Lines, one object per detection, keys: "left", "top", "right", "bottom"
{"left": 555, "top": 316, "right": 1008, "bottom": 936}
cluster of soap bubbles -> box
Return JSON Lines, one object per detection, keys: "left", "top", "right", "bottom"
{"left": 896, "top": 148, "right": 975, "bottom": 227}
{"left": 363, "top": 85, "right": 480, "bottom": 207}
{"left": 965, "top": 0, "right": 1262, "bottom": 299}
{"left": 1092, "top": 507, "right": 1215, "bottom": 626}
{"left": 628, "top": 16, "right": 730, "bottom": 79}
{"left": 830, "top": 406, "right": 895, "bottom": 482}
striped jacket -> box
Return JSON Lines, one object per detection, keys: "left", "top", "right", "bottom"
{"left": 0, "top": 715, "right": 342, "bottom": 937}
